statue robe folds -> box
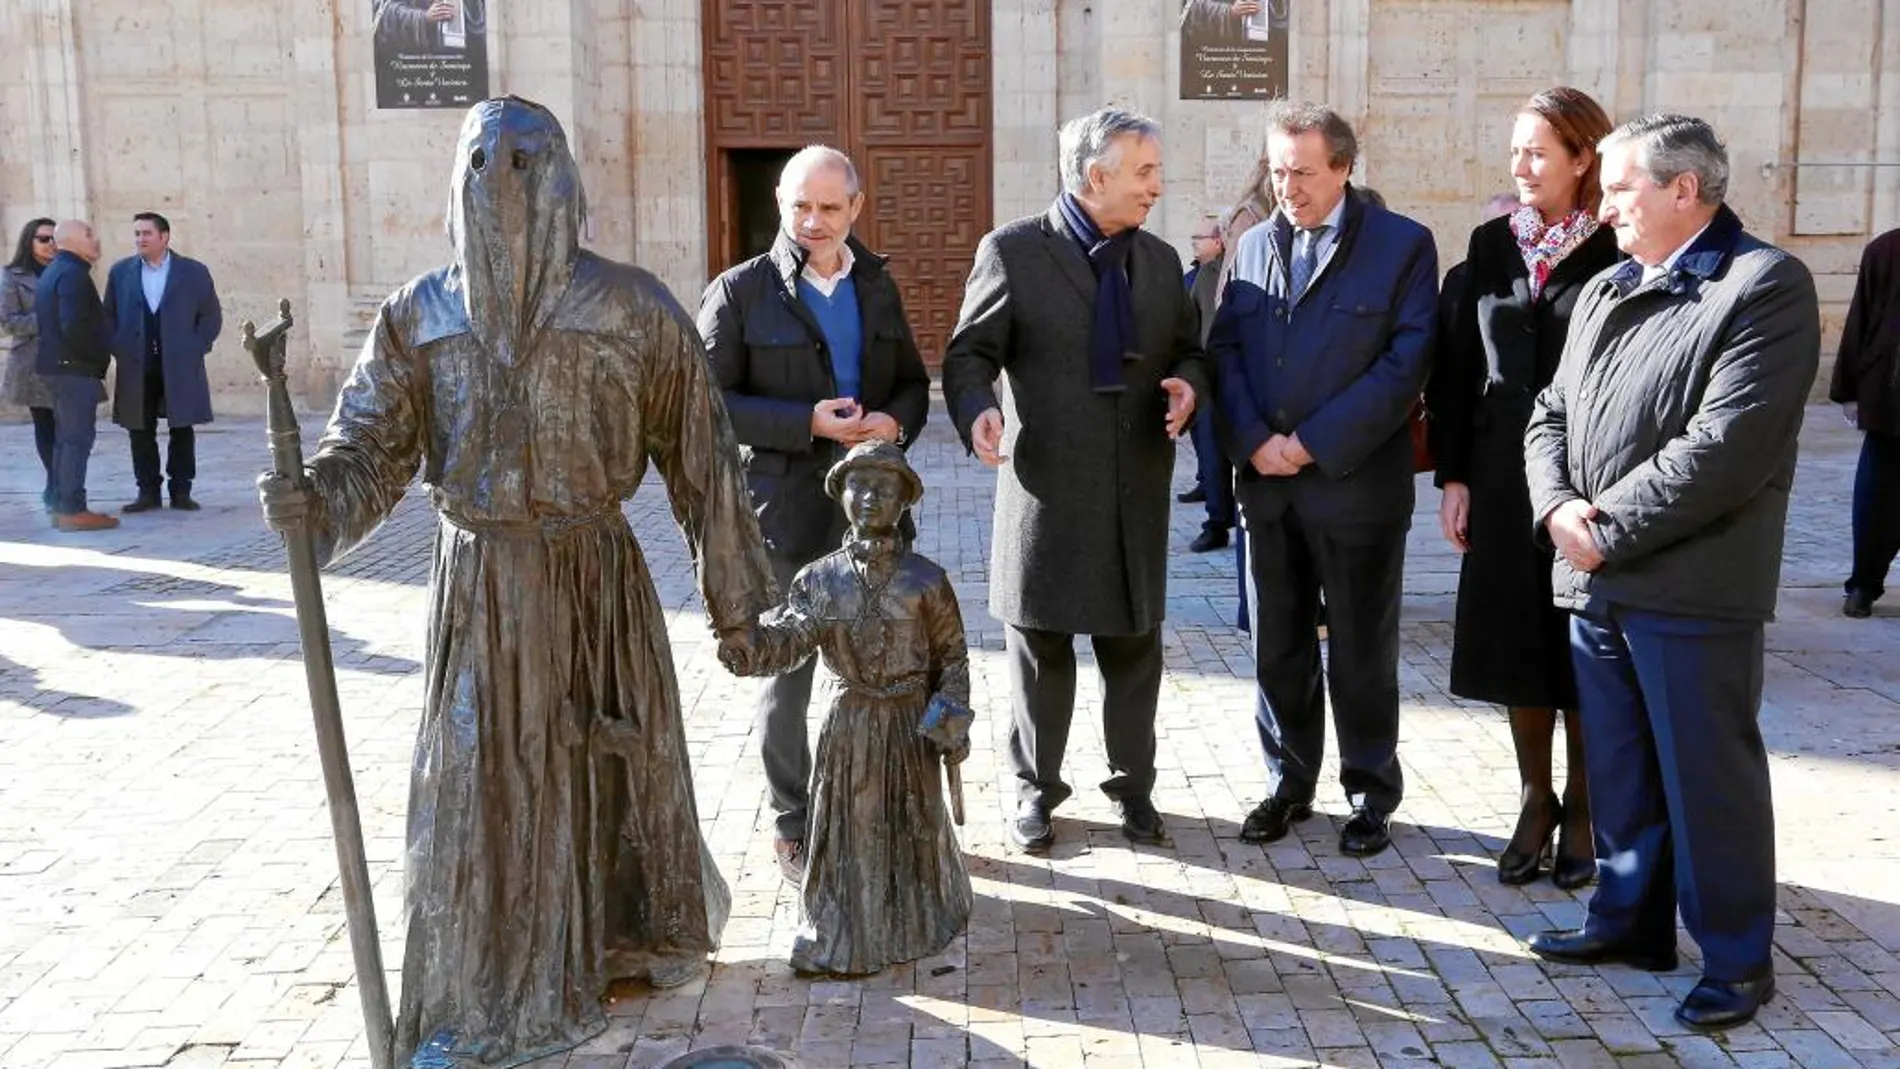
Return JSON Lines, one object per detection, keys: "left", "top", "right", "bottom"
{"left": 297, "top": 97, "right": 776, "bottom": 1068}
{"left": 752, "top": 546, "right": 974, "bottom": 975}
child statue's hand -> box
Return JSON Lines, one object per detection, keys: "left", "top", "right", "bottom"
{"left": 716, "top": 623, "right": 760, "bottom": 675}
{"left": 942, "top": 738, "right": 970, "bottom": 766}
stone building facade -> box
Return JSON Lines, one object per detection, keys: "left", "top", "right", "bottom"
{"left": 5, "top": 0, "right": 1897, "bottom": 413}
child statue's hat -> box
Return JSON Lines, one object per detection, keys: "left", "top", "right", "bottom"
{"left": 825, "top": 440, "right": 924, "bottom": 506}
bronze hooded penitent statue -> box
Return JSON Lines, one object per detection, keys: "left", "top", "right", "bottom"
{"left": 258, "top": 96, "right": 775, "bottom": 1066}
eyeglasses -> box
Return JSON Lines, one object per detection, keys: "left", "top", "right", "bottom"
{"left": 33, "top": 235, "right": 54, "bottom": 244}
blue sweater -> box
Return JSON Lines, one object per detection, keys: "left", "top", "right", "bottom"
{"left": 797, "top": 275, "right": 863, "bottom": 400}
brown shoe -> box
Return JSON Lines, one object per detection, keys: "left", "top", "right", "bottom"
{"left": 57, "top": 510, "right": 122, "bottom": 532}
{"left": 773, "top": 837, "right": 805, "bottom": 884}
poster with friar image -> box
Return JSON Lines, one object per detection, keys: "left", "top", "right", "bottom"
{"left": 1179, "top": 0, "right": 1288, "bottom": 100}
{"left": 374, "top": 0, "right": 490, "bottom": 109}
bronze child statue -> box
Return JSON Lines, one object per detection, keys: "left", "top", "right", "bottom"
{"left": 721, "top": 441, "right": 974, "bottom": 975}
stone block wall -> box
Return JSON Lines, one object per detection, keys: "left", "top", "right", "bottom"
{"left": 3, "top": 0, "right": 1895, "bottom": 413}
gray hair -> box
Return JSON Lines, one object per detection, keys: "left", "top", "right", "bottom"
{"left": 1600, "top": 114, "right": 1729, "bottom": 206}
{"left": 1059, "top": 108, "right": 1162, "bottom": 194}
{"left": 1264, "top": 101, "right": 1358, "bottom": 172}
{"left": 779, "top": 144, "right": 861, "bottom": 197}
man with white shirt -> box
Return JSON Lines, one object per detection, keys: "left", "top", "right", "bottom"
{"left": 104, "top": 212, "right": 222, "bottom": 511}
{"left": 697, "top": 145, "right": 930, "bottom": 882}
{"left": 1522, "top": 115, "right": 1819, "bottom": 1032}
{"left": 1206, "top": 101, "right": 1438, "bottom": 859}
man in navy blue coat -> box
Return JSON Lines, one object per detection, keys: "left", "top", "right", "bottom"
{"left": 1208, "top": 101, "right": 1437, "bottom": 858}
{"left": 104, "top": 212, "right": 223, "bottom": 511}
{"left": 35, "top": 219, "right": 119, "bottom": 532}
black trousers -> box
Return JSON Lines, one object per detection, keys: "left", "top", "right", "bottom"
{"left": 756, "top": 552, "right": 818, "bottom": 841}
{"left": 1240, "top": 495, "right": 1407, "bottom": 812}
{"left": 1005, "top": 624, "right": 1163, "bottom": 809}
{"left": 1848, "top": 430, "right": 1900, "bottom": 601}
{"left": 128, "top": 357, "right": 194, "bottom": 498}
{"left": 30, "top": 406, "right": 55, "bottom": 504}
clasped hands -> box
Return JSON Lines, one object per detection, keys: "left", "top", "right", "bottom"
{"left": 812, "top": 397, "right": 900, "bottom": 447}
{"left": 1545, "top": 498, "right": 1605, "bottom": 573}
{"left": 1249, "top": 433, "right": 1312, "bottom": 477}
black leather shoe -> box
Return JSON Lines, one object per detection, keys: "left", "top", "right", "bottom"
{"left": 1526, "top": 928, "right": 1678, "bottom": 972}
{"left": 1339, "top": 806, "right": 1392, "bottom": 857}
{"left": 1189, "top": 526, "right": 1230, "bottom": 553}
{"left": 1177, "top": 486, "right": 1206, "bottom": 503}
{"left": 1844, "top": 590, "right": 1875, "bottom": 618}
{"left": 1239, "top": 797, "right": 1312, "bottom": 843}
{"left": 1118, "top": 797, "right": 1166, "bottom": 843}
{"left": 170, "top": 495, "right": 202, "bottom": 511}
{"left": 1011, "top": 800, "right": 1054, "bottom": 852}
{"left": 121, "top": 495, "right": 162, "bottom": 514}
{"left": 1675, "top": 974, "right": 1775, "bottom": 1031}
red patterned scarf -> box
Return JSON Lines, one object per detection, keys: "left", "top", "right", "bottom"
{"left": 1509, "top": 206, "right": 1598, "bottom": 300}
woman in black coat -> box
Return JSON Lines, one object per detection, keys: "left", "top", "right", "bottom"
{"left": 1426, "top": 87, "right": 1620, "bottom": 889}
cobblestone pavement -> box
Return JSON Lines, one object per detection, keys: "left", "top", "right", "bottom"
{"left": 1, "top": 403, "right": 1896, "bottom": 1069}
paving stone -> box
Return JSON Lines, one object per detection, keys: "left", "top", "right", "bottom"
{"left": 2, "top": 410, "right": 1897, "bottom": 1069}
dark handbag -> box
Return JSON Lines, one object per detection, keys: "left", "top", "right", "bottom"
{"left": 1409, "top": 399, "right": 1434, "bottom": 474}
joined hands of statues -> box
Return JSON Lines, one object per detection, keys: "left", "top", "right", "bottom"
{"left": 256, "top": 471, "right": 319, "bottom": 532}
{"left": 716, "top": 622, "right": 763, "bottom": 676}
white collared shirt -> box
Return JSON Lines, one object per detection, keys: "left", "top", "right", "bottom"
{"left": 1640, "top": 221, "right": 1712, "bottom": 287}
{"left": 140, "top": 251, "right": 172, "bottom": 313}
{"left": 1296, "top": 195, "right": 1348, "bottom": 292}
{"left": 800, "top": 242, "right": 856, "bottom": 299}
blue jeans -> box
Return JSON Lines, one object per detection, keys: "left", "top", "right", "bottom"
{"left": 49, "top": 375, "right": 104, "bottom": 514}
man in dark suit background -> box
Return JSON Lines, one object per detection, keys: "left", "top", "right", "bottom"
{"left": 1208, "top": 101, "right": 1438, "bottom": 859}
{"left": 698, "top": 145, "right": 930, "bottom": 882}
{"left": 1829, "top": 224, "right": 1900, "bottom": 619}
{"left": 943, "top": 107, "right": 1211, "bottom": 851}
{"left": 1180, "top": 214, "right": 1235, "bottom": 554}
{"left": 36, "top": 219, "right": 118, "bottom": 533}
{"left": 104, "top": 212, "right": 223, "bottom": 512}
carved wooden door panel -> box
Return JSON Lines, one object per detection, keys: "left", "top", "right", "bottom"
{"left": 848, "top": 0, "right": 990, "bottom": 367}
{"left": 703, "top": 0, "right": 992, "bottom": 371}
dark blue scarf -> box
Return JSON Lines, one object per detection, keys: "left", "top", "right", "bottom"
{"left": 1056, "top": 193, "right": 1138, "bottom": 394}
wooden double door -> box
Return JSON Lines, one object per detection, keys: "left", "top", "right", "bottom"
{"left": 702, "top": 0, "right": 993, "bottom": 369}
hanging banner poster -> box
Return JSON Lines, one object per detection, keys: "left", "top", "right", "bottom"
{"left": 373, "top": 0, "right": 491, "bottom": 110}
{"left": 1179, "top": 0, "right": 1289, "bottom": 101}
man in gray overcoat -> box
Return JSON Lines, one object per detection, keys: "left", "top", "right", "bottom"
{"left": 943, "top": 107, "right": 1212, "bottom": 851}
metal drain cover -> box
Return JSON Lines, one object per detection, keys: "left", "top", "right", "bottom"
{"left": 656, "top": 1047, "right": 800, "bottom": 1069}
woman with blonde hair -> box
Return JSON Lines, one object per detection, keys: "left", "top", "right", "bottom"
{"left": 1426, "top": 87, "right": 1621, "bottom": 889}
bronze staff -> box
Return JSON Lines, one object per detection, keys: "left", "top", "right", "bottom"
{"left": 243, "top": 299, "right": 395, "bottom": 1069}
